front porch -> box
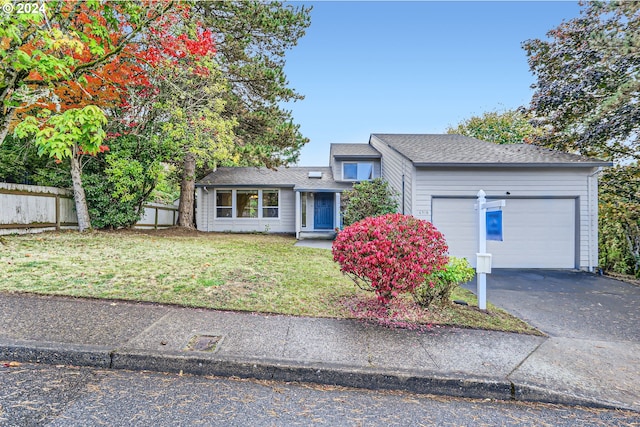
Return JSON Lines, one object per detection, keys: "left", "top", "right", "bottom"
{"left": 295, "top": 190, "right": 342, "bottom": 239}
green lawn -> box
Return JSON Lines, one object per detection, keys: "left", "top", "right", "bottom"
{"left": 0, "top": 229, "right": 540, "bottom": 335}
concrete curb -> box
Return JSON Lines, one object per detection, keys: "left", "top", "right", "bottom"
{"left": 3, "top": 341, "right": 631, "bottom": 411}
{"left": 0, "top": 340, "right": 112, "bottom": 369}
{"left": 512, "top": 382, "right": 634, "bottom": 411}
{"left": 111, "top": 349, "right": 514, "bottom": 400}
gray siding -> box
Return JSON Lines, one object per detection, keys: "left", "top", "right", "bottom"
{"left": 369, "top": 135, "right": 412, "bottom": 214}
{"left": 196, "top": 187, "right": 296, "bottom": 233}
{"left": 413, "top": 167, "right": 600, "bottom": 270}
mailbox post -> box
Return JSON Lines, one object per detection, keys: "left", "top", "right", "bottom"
{"left": 476, "top": 190, "right": 505, "bottom": 310}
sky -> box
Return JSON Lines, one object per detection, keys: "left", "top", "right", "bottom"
{"left": 282, "top": 1, "right": 583, "bottom": 166}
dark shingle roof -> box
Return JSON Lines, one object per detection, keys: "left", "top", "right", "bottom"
{"left": 330, "top": 143, "right": 381, "bottom": 158}
{"left": 371, "top": 134, "right": 612, "bottom": 167}
{"left": 197, "top": 167, "right": 353, "bottom": 191}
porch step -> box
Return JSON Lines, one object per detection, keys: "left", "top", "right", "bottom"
{"left": 298, "top": 231, "right": 336, "bottom": 240}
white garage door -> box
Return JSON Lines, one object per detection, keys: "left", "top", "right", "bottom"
{"left": 431, "top": 198, "right": 576, "bottom": 268}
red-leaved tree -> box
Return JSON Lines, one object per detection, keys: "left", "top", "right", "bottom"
{"left": 332, "top": 213, "right": 449, "bottom": 305}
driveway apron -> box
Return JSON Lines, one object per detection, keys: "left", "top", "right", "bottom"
{"left": 463, "top": 269, "right": 639, "bottom": 342}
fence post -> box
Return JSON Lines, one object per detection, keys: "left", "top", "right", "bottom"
{"left": 55, "top": 194, "right": 61, "bottom": 231}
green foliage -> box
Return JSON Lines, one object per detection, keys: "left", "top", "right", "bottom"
{"left": 446, "top": 109, "right": 544, "bottom": 145}
{"left": 341, "top": 178, "right": 399, "bottom": 226}
{"left": 150, "top": 166, "right": 180, "bottom": 204}
{"left": 14, "top": 106, "right": 107, "bottom": 160}
{"left": 153, "top": 59, "right": 238, "bottom": 171}
{"left": 524, "top": 2, "right": 640, "bottom": 162}
{"left": 80, "top": 134, "right": 175, "bottom": 229}
{"left": 0, "top": 134, "right": 68, "bottom": 185}
{"left": 598, "top": 165, "right": 640, "bottom": 278}
{"left": 413, "top": 257, "right": 475, "bottom": 308}
{"left": 82, "top": 172, "right": 141, "bottom": 229}
{"left": 198, "top": 1, "right": 312, "bottom": 168}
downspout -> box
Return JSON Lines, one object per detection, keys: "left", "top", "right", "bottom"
{"left": 401, "top": 174, "right": 405, "bottom": 214}
{"left": 203, "top": 187, "right": 209, "bottom": 232}
{"left": 587, "top": 167, "right": 603, "bottom": 272}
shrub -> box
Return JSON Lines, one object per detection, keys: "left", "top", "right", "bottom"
{"left": 413, "top": 257, "right": 475, "bottom": 308}
{"left": 332, "top": 213, "right": 448, "bottom": 304}
{"left": 598, "top": 165, "right": 640, "bottom": 278}
{"left": 341, "top": 178, "right": 399, "bottom": 226}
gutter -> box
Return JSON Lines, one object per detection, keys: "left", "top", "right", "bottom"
{"left": 587, "top": 167, "right": 604, "bottom": 272}
{"left": 412, "top": 162, "right": 613, "bottom": 168}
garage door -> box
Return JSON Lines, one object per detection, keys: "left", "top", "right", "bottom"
{"left": 431, "top": 198, "right": 576, "bottom": 268}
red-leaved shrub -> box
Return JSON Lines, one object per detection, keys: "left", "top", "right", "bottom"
{"left": 332, "top": 213, "right": 449, "bottom": 304}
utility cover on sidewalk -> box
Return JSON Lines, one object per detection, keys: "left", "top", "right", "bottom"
{"left": 184, "top": 335, "right": 222, "bottom": 352}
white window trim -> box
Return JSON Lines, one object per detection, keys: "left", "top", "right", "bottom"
{"left": 214, "top": 189, "right": 280, "bottom": 219}
{"left": 214, "top": 189, "right": 233, "bottom": 218}
{"left": 342, "top": 161, "right": 374, "bottom": 181}
{"left": 261, "top": 189, "right": 280, "bottom": 219}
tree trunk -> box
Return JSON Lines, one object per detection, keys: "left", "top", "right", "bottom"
{"left": 0, "top": 109, "right": 17, "bottom": 145}
{"left": 69, "top": 155, "right": 92, "bottom": 232}
{"left": 177, "top": 151, "right": 196, "bottom": 228}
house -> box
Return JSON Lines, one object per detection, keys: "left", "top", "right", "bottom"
{"left": 196, "top": 134, "right": 611, "bottom": 270}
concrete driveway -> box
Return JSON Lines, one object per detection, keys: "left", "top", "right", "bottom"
{"left": 464, "top": 270, "right": 639, "bottom": 343}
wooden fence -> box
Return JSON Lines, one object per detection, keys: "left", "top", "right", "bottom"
{"left": 0, "top": 182, "right": 178, "bottom": 235}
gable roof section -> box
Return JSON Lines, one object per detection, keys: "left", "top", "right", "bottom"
{"left": 197, "top": 167, "right": 353, "bottom": 191}
{"left": 371, "top": 134, "right": 612, "bottom": 167}
{"left": 330, "top": 143, "right": 381, "bottom": 159}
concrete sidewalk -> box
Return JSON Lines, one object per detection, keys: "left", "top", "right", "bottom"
{"left": 0, "top": 292, "right": 638, "bottom": 412}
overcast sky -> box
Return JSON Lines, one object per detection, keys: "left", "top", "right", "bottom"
{"left": 282, "top": 1, "right": 583, "bottom": 165}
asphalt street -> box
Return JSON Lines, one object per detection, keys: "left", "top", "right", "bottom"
{"left": 1, "top": 362, "right": 638, "bottom": 427}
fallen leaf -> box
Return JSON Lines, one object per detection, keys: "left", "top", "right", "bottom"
{"left": 3, "top": 361, "right": 21, "bottom": 368}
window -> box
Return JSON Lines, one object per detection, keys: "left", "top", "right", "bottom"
{"left": 343, "top": 162, "right": 374, "bottom": 180}
{"left": 236, "top": 190, "right": 258, "bottom": 218}
{"left": 262, "top": 190, "right": 279, "bottom": 218}
{"left": 216, "top": 190, "right": 232, "bottom": 217}
{"left": 301, "top": 193, "right": 307, "bottom": 227}
{"left": 215, "top": 189, "right": 280, "bottom": 219}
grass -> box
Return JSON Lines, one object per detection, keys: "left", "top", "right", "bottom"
{"left": 0, "top": 229, "right": 541, "bottom": 335}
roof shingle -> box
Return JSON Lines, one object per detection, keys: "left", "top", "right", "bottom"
{"left": 330, "top": 143, "right": 381, "bottom": 158}
{"left": 371, "top": 134, "right": 611, "bottom": 167}
{"left": 197, "top": 167, "right": 353, "bottom": 191}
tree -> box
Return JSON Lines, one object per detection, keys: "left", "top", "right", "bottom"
{"left": 196, "top": 1, "right": 312, "bottom": 169}
{"left": 14, "top": 105, "right": 108, "bottom": 230}
{"left": 341, "top": 178, "right": 399, "bottom": 226}
{"left": 106, "top": 1, "right": 312, "bottom": 228}
{"left": 120, "top": 9, "right": 238, "bottom": 228}
{"left": 2, "top": 1, "right": 312, "bottom": 230}
{"left": 1, "top": 0, "right": 172, "bottom": 141}
{"left": 2, "top": 0, "right": 175, "bottom": 231}
{"left": 524, "top": 1, "right": 640, "bottom": 277}
{"left": 523, "top": 1, "right": 640, "bottom": 162}
{"left": 446, "top": 109, "right": 543, "bottom": 145}
{"left": 598, "top": 164, "right": 640, "bottom": 278}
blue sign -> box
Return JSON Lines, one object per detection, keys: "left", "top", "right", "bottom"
{"left": 486, "top": 210, "right": 503, "bottom": 241}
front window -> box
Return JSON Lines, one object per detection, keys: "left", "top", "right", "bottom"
{"left": 216, "top": 190, "right": 232, "bottom": 217}
{"left": 262, "top": 190, "right": 279, "bottom": 218}
{"left": 343, "top": 162, "right": 373, "bottom": 180}
{"left": 236, "top": 190, "right": 258, "bottom": 218}
{"left": 216, "top": 189, "right": 279, "bottom": 219}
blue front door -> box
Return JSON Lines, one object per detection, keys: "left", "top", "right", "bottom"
{"left": 314, "top": 193, "right": 334, "bottom": 229}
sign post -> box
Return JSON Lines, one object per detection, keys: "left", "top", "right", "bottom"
{"left": 476, "top": 190, "right": 505, "bottom": 310}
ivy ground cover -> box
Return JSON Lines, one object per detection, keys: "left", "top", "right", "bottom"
{"left": 0, "top": 230, "right": 539, "bottom": 334}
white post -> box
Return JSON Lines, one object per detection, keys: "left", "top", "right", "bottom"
{"left": 477, "top": 189, "right": 487, "bottom": 310}
{"left": 295, "top": 191, "right": 301, "bottom": 239}
{"left": 335, "top": 192, "right": 341, "bottom": 231}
